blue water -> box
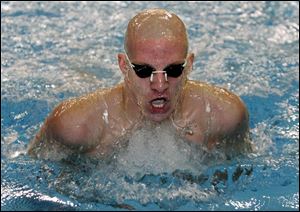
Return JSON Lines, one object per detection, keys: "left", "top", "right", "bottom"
{"left": 1, "top": 1, "right": 299, "bottom": 211}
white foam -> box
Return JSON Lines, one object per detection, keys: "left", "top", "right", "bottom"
{"left": 206, "top": 102, "right": 211, "bottom": 113}
{"left": 115, "top": 121, "right": 206, "bottom": 176}
{"left": 102, "top": 109, "right": 109, "bottom": 124}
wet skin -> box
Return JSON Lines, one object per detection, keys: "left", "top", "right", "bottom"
{"left": 28, "top": 8, "right": 251, "bottom": 160}
{"left": 28, "top": 80, "right": 250, "bottom": 160}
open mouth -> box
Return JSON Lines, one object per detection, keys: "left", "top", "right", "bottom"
{"left": 150, "top": 97, "right": 167, "bottom": 108}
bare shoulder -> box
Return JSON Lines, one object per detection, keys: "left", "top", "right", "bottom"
{"left": 185, "top": 80, "right": 251, "bottom": 155}
{"left": 186, "top": 80, "right": 249, "bottom": 135}
{"left": 48, "top": 85, "right": 125, "bottom": 145}
{"left": 49, "top": 91, "right": 104, "bottom": 146}
{"left": 28, "top": 84, "right": 123, "bottom": 158}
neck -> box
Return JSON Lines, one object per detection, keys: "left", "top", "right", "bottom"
{"left": 121, "top": 83, "right": 144, "bottom": 125}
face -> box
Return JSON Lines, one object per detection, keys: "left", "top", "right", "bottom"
{"left": 120, "top": 39, "right": 192, "bottom": 122}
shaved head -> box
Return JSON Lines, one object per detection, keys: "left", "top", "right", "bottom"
{"left": 125, "top": 9, "right": 188, "bottom": 58}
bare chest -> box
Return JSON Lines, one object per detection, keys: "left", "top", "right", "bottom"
{"left": 169, "top": 116, "right": 210, "bottom": 145}
{"left": 91, "top": 115, "right": 210, "bottom": 158}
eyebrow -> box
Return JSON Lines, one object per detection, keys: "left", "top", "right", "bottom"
{"left": 131, "top": 63, "right": 153, "bottom": 67}
{"left": 131, "top": 61, "right": 185, "bottom": 68}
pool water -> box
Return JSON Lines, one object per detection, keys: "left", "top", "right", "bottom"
{"left": 1, "top": 1, "right": 299, "bottom": 211}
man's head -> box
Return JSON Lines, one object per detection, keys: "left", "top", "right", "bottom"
{"left": 118, "top": 8, "right": 194, "bottom": 122}
{"left": 124, "top": 8, "right": 188, "bottom": 58}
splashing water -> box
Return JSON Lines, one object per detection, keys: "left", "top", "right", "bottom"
{"left": 1, "top": 1, "right": 298, "bottom": 211}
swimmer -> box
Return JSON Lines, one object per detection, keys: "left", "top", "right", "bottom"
{"left": 28, "top": 8, "right": 252, "bottom": 161}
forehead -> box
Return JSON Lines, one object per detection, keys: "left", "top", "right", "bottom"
{"left": 129, "top": 38, "right": 187, "bottom": 64}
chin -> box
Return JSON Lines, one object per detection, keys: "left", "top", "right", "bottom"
{"left": 146, "top": 110, "right": 173, "bottom": 122}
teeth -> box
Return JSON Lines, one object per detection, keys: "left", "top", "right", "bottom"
{"left": 151, "top": 99, "right": 165, "bottom": 108}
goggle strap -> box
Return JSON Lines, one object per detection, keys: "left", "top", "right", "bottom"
{"left": 125, "top": 53, "right": 135, "bottom": 69}
{"left": 182, "top": 59, "right": 187, "bottom": 67}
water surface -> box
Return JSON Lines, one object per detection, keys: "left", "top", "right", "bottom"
{"left": 1, "top": 1, "right": 299, "bottom": 210}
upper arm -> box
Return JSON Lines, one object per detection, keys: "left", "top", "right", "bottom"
{"left": 27, "top": 97, "right": 104, "bottom": 160}
{"left": 210, "top": 90, "right": 252, "bottom": 156}
{"left": 50, "top": 100, "right": 103, "bottom": 148}
{"left": 222, "top": 95, "right": 249, "bottom": 136}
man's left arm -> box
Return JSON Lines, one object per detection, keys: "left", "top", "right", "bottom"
{"left": 220, "top": 97, "right": 253, "bottom": 158}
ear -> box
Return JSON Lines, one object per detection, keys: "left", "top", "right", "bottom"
{"left": 118, "top": 53, "right": 128, "bottom": 75}
{"left": 184, "top": 53, "right": 194, "bottom": 76}
{"left": 187, "top": 53, "right": 194, "bottom": 72}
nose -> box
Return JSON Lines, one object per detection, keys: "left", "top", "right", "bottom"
{"left": 150, "top": 72, "right": 169, "bottom": 93}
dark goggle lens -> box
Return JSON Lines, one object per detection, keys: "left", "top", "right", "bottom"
{"left": 164, "top": 64, "right": 185, "bottom": 77}
{"left": 131, "top": 64, "right": 154, "bottom": 78}
{"left": 131, "top": 63, "right": 185, "bottom": 78}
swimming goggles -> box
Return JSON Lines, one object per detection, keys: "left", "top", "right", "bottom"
{"left": 126, "top": 54, "right": 187, "bottom": 82}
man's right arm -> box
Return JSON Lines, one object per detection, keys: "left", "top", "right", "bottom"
{"left": 27, "top": 98, "right": 104, "bottom": 161}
